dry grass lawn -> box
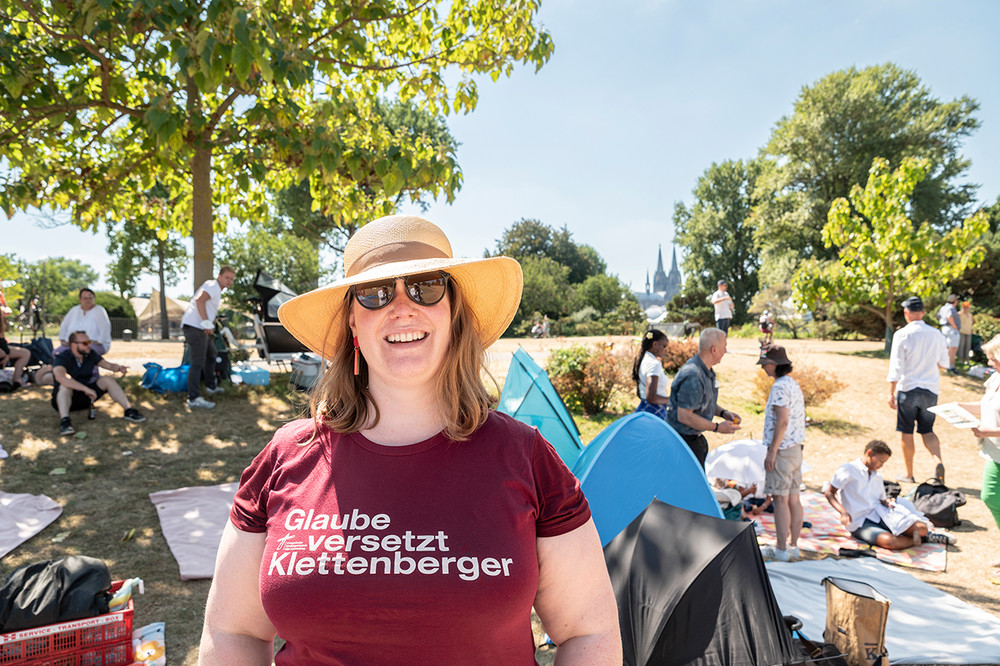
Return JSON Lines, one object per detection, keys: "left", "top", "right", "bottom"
{"left": 1, "top": 335, "right": 997, "bottom": 665}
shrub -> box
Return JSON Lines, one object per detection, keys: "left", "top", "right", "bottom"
{"left": 548, "top": 345, "right": 630, "bottom": 415}
{"left": 974, "top": 314, "right": 1000, "bottom": 345}
{"left": 660, "top": 339, "right": 698, "bottom": 374}
{"left": 751, "top": 365, "right": 845, "bottom": 409}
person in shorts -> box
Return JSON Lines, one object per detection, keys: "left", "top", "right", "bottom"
{"left": 51, "top": 331, "right": 145, "bottom": 436}
{"left": 825, "top": 440, "right": 955, "bottom": 549}
{"left": 887, "top": 296, "right": 950, "bottom": 483}
{"left": 757, "top": 345, "right": 805, "bottom": 562}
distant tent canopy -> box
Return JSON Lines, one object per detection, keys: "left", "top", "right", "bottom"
{"left": 498, "top": 347, "right": 583, "bottom": 467}
{"left": 572, "top": 412, "right": 722, "bottom": 546}
{"left": 128, "top": 291, "right": 189, "bottom": 338}
{"left": 606, "top": 499, "right": 799, "bottom": 666}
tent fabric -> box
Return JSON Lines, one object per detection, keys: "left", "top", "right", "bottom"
{"left": 572, "top": 412, "right": 722, "bottom": 546}
{"left": 253, "top": 270, "right": 300, "bottom": 322}
{"left": 606, "top": 499, "right": 799, "bottom": 666}
{"left": 766, "top": 558, "right": 1000, "bottom": 664}
{"left": 130, "top": 291, "right": 189, "bottom": 333}
{"left": 497, "top": 347, "right": 583, "bottom": 466}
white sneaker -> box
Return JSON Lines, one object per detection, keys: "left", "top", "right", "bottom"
{"left": 787, "top": 547, "right": 800, "bottom": 560}
{"left": 187, "top": 396, "right": 216, "bottom": 409}
{"left": 760, "top": 545, "right": 790, "bottom": 562}
{"left": 205, "top": 385, "right": 225, "bottom": 395}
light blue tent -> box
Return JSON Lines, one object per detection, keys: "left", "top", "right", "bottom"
{"left": 572, "top": 412, "right": 723, "bottom": 545}
{"left": 498, "top": 347, "right": 584, "bottom": 467}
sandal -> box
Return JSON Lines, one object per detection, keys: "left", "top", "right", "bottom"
{"left": 990, "top": 569, "right": 1000, "bottom": 586}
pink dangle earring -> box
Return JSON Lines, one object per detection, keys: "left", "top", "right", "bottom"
{"left": 353, "top": 336, "right": 360, "bottom": 376}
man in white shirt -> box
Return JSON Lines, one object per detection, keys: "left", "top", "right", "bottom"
{"left": 936, "top": 294, "right": 961, "bottom": 373}
{"left": 710, "top": 280, "right": 734, "bottom": 335}
{"left": 887, "top": 296, "right": 950, "bottom": 483}
{"left": 182, "top": 266, "right": 236, "bottom": 409}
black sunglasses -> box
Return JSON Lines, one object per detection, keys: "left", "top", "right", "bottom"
{"left": 352, "top": 272, "right": 450, "bottom": 310}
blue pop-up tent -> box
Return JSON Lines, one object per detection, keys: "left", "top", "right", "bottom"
{"left": 572, "top": 412, "right": 723, "bottom": 546}
{"left": 498, "top": 347, "right": 584, "bottom": 467}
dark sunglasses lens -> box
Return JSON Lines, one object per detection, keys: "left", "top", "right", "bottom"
{"left": 405, "top": 273, "right": 448, "bottom": 305}
{"left": 355, "top": 283, "right": 394, "bottom": 309}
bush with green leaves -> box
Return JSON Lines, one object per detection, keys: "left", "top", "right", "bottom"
{"left": 547, "top": 345, "right": 630, "bottom": 415}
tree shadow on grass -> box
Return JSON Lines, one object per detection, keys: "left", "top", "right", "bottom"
{"left": 812, "top": 418, "right": 870, "bottom": 437}
{"left": 0, "top": 372, "right": 304, "bottom": 666}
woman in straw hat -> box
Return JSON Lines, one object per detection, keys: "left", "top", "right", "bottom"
{"left": 199, "top": 216, "right": 621, "bottom": 664}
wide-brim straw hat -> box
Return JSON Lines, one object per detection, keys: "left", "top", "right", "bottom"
{"left": 278, "top": 215, "right": 523, "bottom": 357}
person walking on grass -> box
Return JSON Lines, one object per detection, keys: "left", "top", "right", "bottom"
{"left": 887, "top": 296, "right": 949, "bottom": 484}
{"left": 956, "top": 334, "right": 1000, "bottom": 584}
{"left": 181, "top": 266, "right": 235, "bottom": 410}
{"left": 757, "top": 345, "right": 806, "bottom": 562}
{"left": 52, "top": 331, "right": 145, "bottom": 435}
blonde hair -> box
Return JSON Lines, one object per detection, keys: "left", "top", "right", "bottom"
{"left": 982, "top": 334, "right": 1000, "bottom": 362}
{"left": 307, "top": 281, "right": 496, "bottom": 442}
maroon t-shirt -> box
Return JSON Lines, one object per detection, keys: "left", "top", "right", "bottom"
{"left": 231, "top": 411, "right": 590, "bottom": 665}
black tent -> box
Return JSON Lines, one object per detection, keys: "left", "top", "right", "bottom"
{"left": 252, "top": 269, "right": 301, "bottom": 323}
{"left": 605, "top": 499, "right": 800, "bottom": 666}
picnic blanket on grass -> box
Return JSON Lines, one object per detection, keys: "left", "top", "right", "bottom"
{"left": 767, "top": 558, "right": 1000, "bottom": 664}
{"left": 754, "top": 490, "right": 947, "bottom": 572}
{"left": 0, "top": 492, "right": 62, "bottom": 558}
{"left": 149, "top": 483, "right": 237, "bottom": 580}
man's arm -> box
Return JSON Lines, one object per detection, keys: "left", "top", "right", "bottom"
{"left": 823, "top": 483, "right": 852, "bottom": 528}
{"left": 97, "top": 358, "right": 128, "bottom": 376}
{"left": 53, "top": 365, "right": 97, "bottom": 399}
{"left": 677, "top": 407, "right": 739, "bottom": 434}
{"left": 888, "top": 380, "right": 898, "bottom": 409}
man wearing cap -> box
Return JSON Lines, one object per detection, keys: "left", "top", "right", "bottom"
{"left": 888, "top": 296, "right": 950, "bottom": 483}
{"left": 181, "top": 266, "right": 236, "bottom": 409}
{"left": 710, "top": 280, "right": 734, "bottom": 335}
{"left": 666, "top": 327, "right": 741, "bottom": 467}
{"left": 937, "top": 294, "right": 961, "bottom": 373}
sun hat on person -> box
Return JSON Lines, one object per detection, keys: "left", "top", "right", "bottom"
{"left": 756, "top": 344, "right": 791, "bottom": 366}
{"left": 278, "top": 215, "right": 523, "bottom": 357}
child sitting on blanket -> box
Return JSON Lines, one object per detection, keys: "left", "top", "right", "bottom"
{"left": 825, "top": 440, "right": 956, "bottom": 549}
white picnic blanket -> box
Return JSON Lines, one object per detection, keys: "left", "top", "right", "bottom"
{"left": 149, "top": 483, "right": 237, "bottom": 580}
{"left": 0, "top": 492, "right": 63, "bottom": 558}
{"left": 766, "top": 558, "right": 1000, "bottom": 664}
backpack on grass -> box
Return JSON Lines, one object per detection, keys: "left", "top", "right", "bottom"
{"left": 912, "top": 477, "right": 966, "bottom": 528}
{"left": 0, "top": 555, "right": 112, "bottom": 632}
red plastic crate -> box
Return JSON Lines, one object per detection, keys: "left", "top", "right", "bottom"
{"left": 0, "top": 582, "right": 134, "bottom": 666}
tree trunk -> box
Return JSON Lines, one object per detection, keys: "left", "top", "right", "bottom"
{"left": 187, "top": 77, "right": 214, "bottom": 292}
{"left": 191, "top": 145, "right": 213, "bottom": 291}
{"left": 157, "top": 241, "right": 169, "bottom": 340}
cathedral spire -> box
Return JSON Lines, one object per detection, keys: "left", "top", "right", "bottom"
{"left": 656, "top": 245, "right": 665, "bottom": 274}
{"left": 645, "top": 270, "right": 650, "bottom": 293}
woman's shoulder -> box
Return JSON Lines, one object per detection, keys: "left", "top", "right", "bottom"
{"left": 483, "top": 410, "right": 540, "bottom": 441}
{"left": 266, "top": 418, "right": 326, "bottom": 452}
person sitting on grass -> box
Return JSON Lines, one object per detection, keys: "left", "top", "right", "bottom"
{"left": 824, "top": 439, "right": 955, "bottom": 550}
{"left": 52, "top": 330, "right": 145, "bottom": 436}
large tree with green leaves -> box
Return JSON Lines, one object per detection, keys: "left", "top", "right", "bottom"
{"left": 950, "top": 196, "right": 1000, "bottom": 317}
{"left": 0, "top": 0, "right": 553, "bottom": 289}
{"left": 754, "top": 63, "right": 980, "bottom": 284}
{"left": 793, "top": 157, "right": 988, "bottom": 349}
{"left": 217, "top": 227, "right": 321, "bottom": 307}
{"left": 492, "top": 218, "right": 605, "bottom": 284}
{"left": 673, "top": 158, "right": 763, "bottom": 325}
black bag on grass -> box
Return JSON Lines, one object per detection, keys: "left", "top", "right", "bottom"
{"left": 913, "top": 477, "right": 966, "bottom": 528}
{"left": 0, "top": 555, "right": 112, "bottom": 632}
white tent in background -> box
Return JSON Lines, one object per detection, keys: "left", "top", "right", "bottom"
{"left": 130, "top": 290, "right": 189, "bottom": 338}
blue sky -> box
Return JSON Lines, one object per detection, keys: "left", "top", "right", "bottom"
{"left": 4, "top": 0, "right": 999, "bottom": 298}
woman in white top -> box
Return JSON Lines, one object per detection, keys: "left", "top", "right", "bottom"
{"left": 58, "top": 288, "right": 112, "bottom": 355}
{"left": 958, "top": 334, "right": 1000, "bottom": 582}
{"left": 632, "top": 329, "right": 669, "bottom": 420}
